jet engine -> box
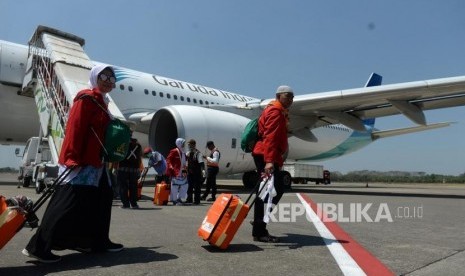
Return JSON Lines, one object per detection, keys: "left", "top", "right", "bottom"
{"left": 148, "top": 105, "right": 256, "bottom": 176}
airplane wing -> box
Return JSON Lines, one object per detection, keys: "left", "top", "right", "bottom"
{"left": 127, "top": 112, "right": 154, "bottom": 134}
{"left": 129, "top": 74, "right": 465, "bottom": 140}
{"left": 371, "top": 122, "right": 453, "bottom": 140}
{"left": 274, "top": 75, "right": 465, "bottom": 134}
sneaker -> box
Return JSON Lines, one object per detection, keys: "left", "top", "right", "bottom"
{"left": 131, "top": 205, "right": 139, "bottom": 209}
{"left": 22, "top": 249, "right": 62, "bottom": 263}
{"left": 120, "top": 205, "right": 130, "bottom": 209}
{"left": 200, "top": 196, "right": 207, "bottom": 201}
{"left": 206, "top": 197, "right": 216, "bottom": 202}
{"left": 253, "top": 235, "right": 280, "bottom": 243}
{"left": 105, "top": 242, "right": 124, "bottom": 252}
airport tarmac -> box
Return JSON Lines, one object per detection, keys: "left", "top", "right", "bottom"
{"left": 0, "top": 173, "right": 464, "bottom": 276}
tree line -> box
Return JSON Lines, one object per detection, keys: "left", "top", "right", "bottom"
{"left": 2, "top": 167, "right": 464, "bottom": 184}
{"left": 0, "top": 167, "right": 19, "bottom": 173}
{"left": 330, "top": 170, "right": 465, "bottom": 184}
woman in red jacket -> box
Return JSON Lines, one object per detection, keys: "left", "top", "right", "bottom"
{"left": 166, "top": 138, "right": 188, "bottom": 205}
{"left": 252, "top": 85, "right": 294, "bottom": 243}
{"left": 22, "top": 65, "right": 123, "bottom": 263}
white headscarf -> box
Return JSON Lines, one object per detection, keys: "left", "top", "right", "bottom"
{"left": 89, "top": 64, "right": 115, "bottom": 89}
{"left": 176, "top": 138, "right": 186, "bottom": 153}
{"left": 175, "top": 138, "right": 187, "bottom": 170}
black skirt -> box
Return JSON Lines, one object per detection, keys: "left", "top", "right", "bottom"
{"left": 25, "top": 170, "right": 113, "bottom": 255}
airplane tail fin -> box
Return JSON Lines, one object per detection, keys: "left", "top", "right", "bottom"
{"left": 365, "top": 72, "right": 382, "bottom": 87}
{"left": 363, "top": 73, "right": 383, "bottom": 128}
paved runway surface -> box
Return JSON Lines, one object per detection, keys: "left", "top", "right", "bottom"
{"left": 0, "top": 174, "right": 464, "bottom": 276}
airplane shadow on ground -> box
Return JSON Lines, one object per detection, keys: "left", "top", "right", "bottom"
{"left": 0, "top": 246, "right": 177, "bottom": 276}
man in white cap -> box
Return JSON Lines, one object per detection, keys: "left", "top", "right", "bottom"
{"left": 251, "top": 85, "right": 294, "bottom": 243}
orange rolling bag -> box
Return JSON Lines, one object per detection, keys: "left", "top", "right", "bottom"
{"left": 153, "top": 181, "right": 170, "bottom": 205}
{"left": 198, "top": 194, "right": 250, "bottom": 249}
{"left": 0, "top": 168, "right": 72, "bottom": 250}
{"left": 198, "top": 177, "right": 268, "bottom": 250}
{"left": 0, "top": 196, "right": 26, "bottom": 250}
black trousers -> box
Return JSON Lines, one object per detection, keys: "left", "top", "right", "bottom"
{"left": 117, "top": 170, "right": 139, "bottom": 207}
{"left": 26, "top": 169, "right": 114, "bottom": 255}
{"left": 252, "top": 155, "right": 285, "bottom": 237}
{"left": 187, "top": 173, "right": 202, "bottom": 203}
{"left": 202, "top": 167, "right": 219, "bottom": 199}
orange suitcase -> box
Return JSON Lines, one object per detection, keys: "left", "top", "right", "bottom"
{"left": 0, "top": 168, "right": 72, "bottom": 250}
{"left": 198, "top": 193, "right": 250, "bottom": 249}
{"left": 153, "top": 182, "right": 170, "bottom": 205}
{"left": 0, "top": 196, "right": 26, "bottom": 250}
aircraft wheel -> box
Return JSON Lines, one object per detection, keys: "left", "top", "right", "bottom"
{"left": 22, "top": 176, "right": 32, "bottom": 188}
{"left": 281, "top": 171, "right": 292, "bottom": 189}
{"left": 35, "top": 180, "right": 45, "bottom": 194}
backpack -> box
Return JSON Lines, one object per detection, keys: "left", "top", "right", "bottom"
{"left": 95, "top": 118, "right": 131, "bottom": 162}
{"left": 79, "top": 94, "right": 131, "bottom": 162}
{"left": 118, "top": 139, "right": 141, "bottom": 167}
{"left": 240, "top": 117, "right": 259, "bottom": 153}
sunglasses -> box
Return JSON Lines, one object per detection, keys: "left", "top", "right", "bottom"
{"left": 99, "top": 74, "right": 116, "bottom": 84}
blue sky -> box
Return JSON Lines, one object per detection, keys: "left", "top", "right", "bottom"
{"left": 1, "top": 1, "right": 464, "bottom": 175}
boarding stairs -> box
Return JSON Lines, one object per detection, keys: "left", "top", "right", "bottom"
{"left": 19, "top": 26, "right": 126, "bottom": 190}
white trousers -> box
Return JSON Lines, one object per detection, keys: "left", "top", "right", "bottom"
{"left": 170, "top": 184, "right": 188, "bottom": 202}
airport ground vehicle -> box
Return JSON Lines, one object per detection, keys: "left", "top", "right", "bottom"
{"left": 281, "top": 163, "right": 331, "bottom": 187}
{"left": 241, "top": 163, "right": 330, "bottom": 189}
{"left": 16, "top": 137, "right": 58, "bottom": 193}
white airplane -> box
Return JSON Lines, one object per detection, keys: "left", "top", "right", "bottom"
{"left": 1, "top": 31, "right": 465, "bottom": 187}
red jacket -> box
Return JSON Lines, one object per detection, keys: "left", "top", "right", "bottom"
{"left": 166, "top": 148, "right": 186, "bottom": 177}
{"left": 58, "top": 88, "right": 110, "bottom": 168}
{"left": 252, "top": 100, "right": 289, "bottom": 167}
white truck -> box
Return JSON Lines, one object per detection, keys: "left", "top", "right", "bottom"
{"left": 281, "top": 163, "right": 330, "bottom": 187}
{"left": 16, "top": 137, "right": 58, "bottom": 193}
{"left": 241, "top": 162, "right": 331, "bottom": 189}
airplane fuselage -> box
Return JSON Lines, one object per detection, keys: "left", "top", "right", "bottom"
{"left": 0, "top": 40, "right": 373, "bottom": 172}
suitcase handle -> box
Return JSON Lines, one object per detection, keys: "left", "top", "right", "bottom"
{"left": 205, "top": 195, "right": 234, "bottom": 240}
{"left": 31, "top": 166, "right": 74, "bottom": 213}
{"left": 245, "top": 175, "right": 269, "bottom": 209}
{"left": 22, "top": 167, "right": 74, "bottom": 229}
